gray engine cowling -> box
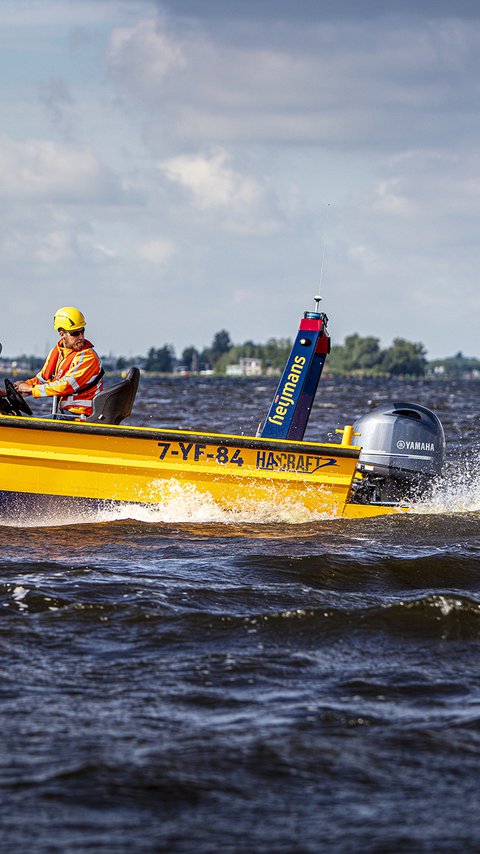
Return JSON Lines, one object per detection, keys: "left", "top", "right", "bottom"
{"left": 352, "top": 401, "right": 446, "bottom": 504}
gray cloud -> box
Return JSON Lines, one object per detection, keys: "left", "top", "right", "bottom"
{"left": 107, "top": 14, "right": 480, "bottom": 155}
{"left": 39, "top": 77, "right": 76, "bottom": 136}
{"left": 155, "top": 0, "right": 480, "bottom": 23}
{"left": 0, "top": 135, "right": 129, "bottom": 204}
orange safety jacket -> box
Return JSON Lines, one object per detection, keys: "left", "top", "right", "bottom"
{"left": 26, "top": 339, "right": 104, "bottom": 416}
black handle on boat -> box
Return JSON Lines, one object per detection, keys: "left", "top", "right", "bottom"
{"left": 4, "top": 378, "right": 33, "bottom": 417}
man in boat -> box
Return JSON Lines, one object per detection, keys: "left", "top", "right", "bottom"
{"left": 5, "top": 306, "right": 104, "bottom": 418}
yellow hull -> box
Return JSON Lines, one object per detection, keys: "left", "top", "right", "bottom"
{"left": 0, "top": 415, "right": 404, "bottom": 519}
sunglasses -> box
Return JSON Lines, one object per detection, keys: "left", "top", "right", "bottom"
{"left": 65, "top": 328, "right": 85, "bottom": 337}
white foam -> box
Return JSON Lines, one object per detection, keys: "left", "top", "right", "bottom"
{"left": 97, "top": 480, "right": 333, "bottom": 525}
{"left": 12, "top": 585, "right": 28, "bottom": 610}
{"left": 0, "top": 478, "right": 334, "bottom": 528}
{"left": 413, "top": 455, "right": 480, "bottom": 515}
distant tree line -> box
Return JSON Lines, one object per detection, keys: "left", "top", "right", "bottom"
{"left": 428, "top": 352, "right": 480, "bottom": 379}
{"left": 113, "top": 333, "right": 480, "bottom": 378}
{"left": 139, "top": 330, "right": 293, "bottom": 375}
{"left": 328, "top": 334, "right": 428, "bottom": 377}
{"left": 7, "top": 335, "right": 480, "bottom": 379}
{"left": 134, "top": 331, "right": 431, "bottom": 377}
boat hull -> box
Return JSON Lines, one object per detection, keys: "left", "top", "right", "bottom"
{"left": 0, "top": 415, "right": 403, "bottom": 520}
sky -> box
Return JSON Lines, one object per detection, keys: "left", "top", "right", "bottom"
{"left": 1, "top": 0, "right": 480, "bottom": 359}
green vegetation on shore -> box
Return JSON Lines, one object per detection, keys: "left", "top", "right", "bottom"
{"left": 138, "top": 331, "right": 480, "bottom": 378}
{"left": 4, "top": 333, "right": 480, "bottom": 379}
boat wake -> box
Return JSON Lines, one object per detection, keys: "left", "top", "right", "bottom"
{"left": 414, "top": 455, "right": 480, "bottom": 515}
{"left": 2, "top": 457, "right": 480, "bottom": 529}
{"left": 0, "top": 480, "right": 332, "bottom": 528}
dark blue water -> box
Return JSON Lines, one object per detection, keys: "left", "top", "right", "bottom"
{"left": 1, "top": 377, "right": 480, "bottom": 852}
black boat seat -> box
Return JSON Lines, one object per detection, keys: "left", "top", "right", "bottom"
{"left": 85, "top": 367, "right": 140, "bottom": 425}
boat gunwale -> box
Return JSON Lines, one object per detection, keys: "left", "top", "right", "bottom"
{"left": 0, "top": 414, "right": 361, "bottom": 459}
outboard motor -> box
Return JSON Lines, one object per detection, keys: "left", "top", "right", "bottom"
{"left": 351, "top": 401, "right": 445, "bottom": 504}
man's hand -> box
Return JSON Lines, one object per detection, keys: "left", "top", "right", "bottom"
{"left": 13, "top": 381, "right": 32, "bottom": 395}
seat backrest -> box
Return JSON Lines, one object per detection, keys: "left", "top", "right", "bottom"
{"left": 86, "top": 367, "right": 140, "bottom": 425}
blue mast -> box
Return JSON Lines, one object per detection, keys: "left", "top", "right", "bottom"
{"left": 259, "top": 297, "right": 330, "bottom": 441}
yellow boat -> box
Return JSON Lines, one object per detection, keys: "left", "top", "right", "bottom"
{"left": 0, "top": 301, "right": 445, "bottom": 521}
{"left": 0, "top": 414, "right": 379, "bottom": 519}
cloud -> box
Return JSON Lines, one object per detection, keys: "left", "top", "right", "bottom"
{"left": 39, "top": 77, "right": 76, "bottom": 135}
{"left": 158, "top": 147, "right": 284, "bottom": 234}
{"left": 159, "top": 148, "right": 259, "bottom": 210}
{"left": 0, "top": 134, "right": 125, "bottom": 204}
{"left": 371, "top": 178, "right": 414, "bottom": 216}
{"left": 0, "top": 0, "right": 131, "bottom": 30}
{"left": 155, "top": 0, "right": 480, "bottom": 23}
{"left": 364, "top": 148, "right": 480, "bottom": 248}
{"left": 107, "top": 17, "right": 186, "bottom": 99}
{"left": 138, "top": 238, "right": 175, "bottom": 265}
{"left": 106, "top": 12, "right": 480, "bottom": 152}
{"left": 0, "top": 206, "right": 119, "bottom": 269}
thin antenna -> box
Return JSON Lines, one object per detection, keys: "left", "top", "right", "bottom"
{"left": 318, "top": 203, "right": 332, "bottom": 299}
{"left": 318, "top": 240, "right": 327, "bottom": 298}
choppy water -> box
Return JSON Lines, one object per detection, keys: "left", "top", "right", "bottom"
{"left": 1, "top": 376, "right": 480, "bottom": 852}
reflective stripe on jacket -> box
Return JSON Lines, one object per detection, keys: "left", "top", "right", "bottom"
{"left": 27, "top": 339, "right": 103, "bottom": 416}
